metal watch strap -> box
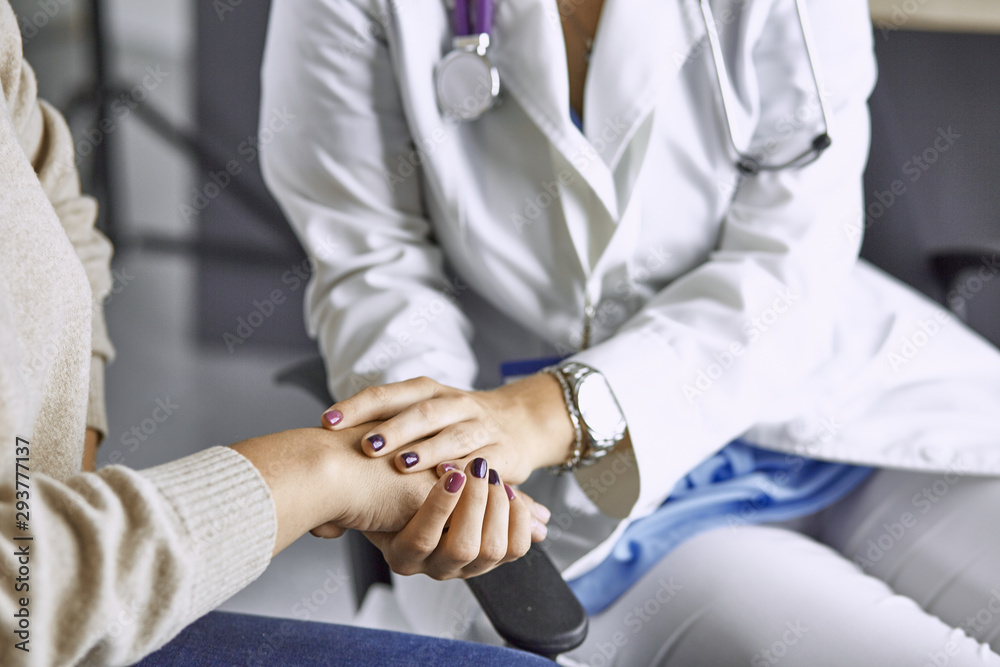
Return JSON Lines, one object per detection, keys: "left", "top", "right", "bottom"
{"left": 542, "top": 365, "right": 584, "bottom": 474}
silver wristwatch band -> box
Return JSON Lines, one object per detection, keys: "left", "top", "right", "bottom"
{"left": 543, "top": 362, "right": 627, "bottom": 474}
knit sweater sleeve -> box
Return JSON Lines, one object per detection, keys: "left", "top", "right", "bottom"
{"left": 1, "top": 4, "right": 115, "bottom": 438}
{"left": 0, "top": 447, "right": 277, "bottom": 666}
{"left": 0, "top": 4, "right": 278, "bottom": 665}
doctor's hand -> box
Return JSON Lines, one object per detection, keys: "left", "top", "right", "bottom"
{"left": 319, "top": 374, "right": 575, "bottom": 484}
{"left": 362, "top": 457, "right": 549, "bottom": 580}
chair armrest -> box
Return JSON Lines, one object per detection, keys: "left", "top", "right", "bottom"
{"left": 465, "top": 543, "right": 588, "bottom": 658}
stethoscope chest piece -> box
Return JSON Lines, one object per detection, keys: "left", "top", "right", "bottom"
{"left": 436, "top": 33, "right": 500, "bottom": 121}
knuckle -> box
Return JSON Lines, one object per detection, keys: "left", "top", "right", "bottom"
{"left": 509, "top": 535, "right": 530, "bottom": 561}
{"left": 385, "top": 554, "right": 418, "bottom": 576}
{"left": 480, "top": 539, "right": 507, "bottom": 564}
{"left": 445, "top": 538, "right": 480, "bottom": 564}
{"left": 415, "top": 400, "right": 437, "bottom": 422}
{"left": 450, "top": 424, "right": 472, "bottom": 451}
{"left": 415, "top": 375, "right": 438, "bottom": 392}
{"left": 367, "top": 384, "right": 391, "bottom": 408}
{"left": 399, "top": 534, "right": 438, "bottom": 558}
{"left": 458, "top": 393, "right": 480, "bottom": 412}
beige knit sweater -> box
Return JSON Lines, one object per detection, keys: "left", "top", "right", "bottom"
{"left": 0, "top": 3, "right": 278, "bottom": 664}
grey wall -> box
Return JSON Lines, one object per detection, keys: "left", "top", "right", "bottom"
{"left": 860, "top": 29, "right": 1000, "bottom": 345}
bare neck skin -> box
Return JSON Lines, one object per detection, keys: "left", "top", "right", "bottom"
{"left": 558, "top": 0, "right": 607, "bottom": 122}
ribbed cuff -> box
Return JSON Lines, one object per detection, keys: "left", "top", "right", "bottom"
{"left": 86, "top": 355, "right": 109, "bottom": 439}
{"left": 139, "top": 447, "right": 277, "bottom": 617}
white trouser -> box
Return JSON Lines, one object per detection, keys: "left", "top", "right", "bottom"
{"left": 565, "top": 468, "right": 1000, "bottom": 667}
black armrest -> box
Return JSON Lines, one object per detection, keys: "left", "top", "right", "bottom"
{"left": 465, "top": 543, "right": 588, "bottom": 658}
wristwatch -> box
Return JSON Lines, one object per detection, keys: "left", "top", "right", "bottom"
{"left": 545, "top": 362, "right": 627, "bottom": 471}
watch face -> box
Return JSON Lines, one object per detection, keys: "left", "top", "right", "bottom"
{"left": 577, "top": 373, "right": 626, "bottom": 442}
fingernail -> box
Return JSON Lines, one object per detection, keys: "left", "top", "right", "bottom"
{"left": 471, "top": 457, "right": 488, "bottom": 479}
{"left": 401, "top": 452, "right": 419, "bottom": 468}
{"left": 445, "top": 471, "right": 465, "bottom": 493}
{"left": 504, "top": 483, "right": 516, "bottom": 501}
{"left": 441, "top": 463, "right": 458, "bottom": 473}
{"left": 367, "top": 434, "right": 385, "bottom": 451}
{"left": 488, "top": 469, "right": 500, "bottom": 485}
{"left": 323, "top": 410, "right": 342, "bottom": 427}
{"left": 531, "top": 519, "right": 548, "bottom": 540}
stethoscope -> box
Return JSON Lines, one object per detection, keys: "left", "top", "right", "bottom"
{"left": 435, "top": 0, "right": 501, "bottom": 121}
{"left": 435, "top": 0, "right": 833, "bottom": 176}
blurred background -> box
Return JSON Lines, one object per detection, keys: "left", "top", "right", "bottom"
{"left": 9, "top": 0, "right": 1000, "bottom": 627}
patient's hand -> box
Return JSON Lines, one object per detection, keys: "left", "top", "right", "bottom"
{"left": 311, "top": 426, "right": 549, "bottom": 579}
{"left": 365, "top": 458, "right": 548, "bottom": 580}
{"left": 232, "top": 424, "right": 548, "bottom": 574}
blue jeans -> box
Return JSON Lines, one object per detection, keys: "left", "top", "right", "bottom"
{"left": 136, "top": 611, "right": 550, "bottom": 666}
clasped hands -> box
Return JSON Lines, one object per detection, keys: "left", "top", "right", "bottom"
{"left": 316, "top": 373, "right": 575, "bottom": 581}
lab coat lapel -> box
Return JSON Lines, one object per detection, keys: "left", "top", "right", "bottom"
{"left": 492, "top": 0, "right": 619, "bottom": 220}
{"left": 584, "top": 0, "right": 702, "bottom": 173}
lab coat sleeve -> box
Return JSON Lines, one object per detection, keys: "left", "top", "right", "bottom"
{"left": 259, "top": 0, "right": 478, "bottom": 401}
{"left": 571, "top": 0, "right": 877, "bottom": 520}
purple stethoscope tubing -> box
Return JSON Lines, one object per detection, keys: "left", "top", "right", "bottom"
{"left": 453, "top": 0, "right": 495, "bottom": 37}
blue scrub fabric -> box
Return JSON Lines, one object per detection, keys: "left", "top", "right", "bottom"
{"left": 567, "top": 439, "right": 874, "bottom": 614}
{"left": 135, "top": 611, "right": 551, "bottom": 666}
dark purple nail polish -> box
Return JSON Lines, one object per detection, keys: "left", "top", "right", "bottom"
{"left": 401, "top": 452, "right": 419, "bottom": 468}
{"left": 323, "top": 410, "right": 342, "bottom": 426}
{"left": 472, "top": 457, "right": 488, "bottom": 479}
{"left": 441, "top": 463, "right": 458, "bottom": 473}
{"left": 367, "top": 434, "right": 385, "bottom": 451}
{"left": 504, "top": 483, "right": 516, "bottom": 501}
{"left": 445, "top": 472, "right": 465, "bottom": 493}
{"left": 488, "top": 469, "right": 500, "bottom": 485}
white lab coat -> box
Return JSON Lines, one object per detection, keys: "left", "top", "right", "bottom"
{"left": 260, "top": 0, "right": 1000, "bottom": 603}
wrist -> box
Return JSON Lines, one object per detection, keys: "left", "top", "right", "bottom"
{"left": 231, "top": 428, "right": 350, "bottom": 555}
{"left": 494, "top": 373, "right": 575, "bottom": 470}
